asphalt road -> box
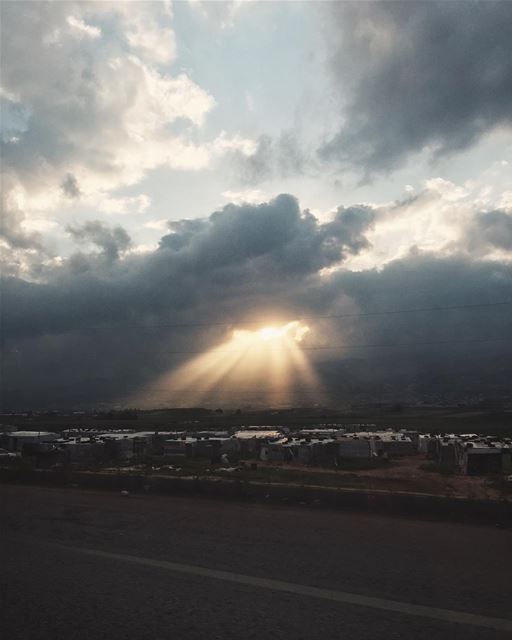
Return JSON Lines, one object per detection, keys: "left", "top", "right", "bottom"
{"left": 1, "top": 484, "right": 511, "bottom": 639}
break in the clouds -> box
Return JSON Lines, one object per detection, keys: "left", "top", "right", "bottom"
{"left": 0, "top": 0, "right": 253, "bottom": 263}
{"left": 1, "top": 1, "right": 511, "bottom": 409}
{"left": 320, "top": 0, "right": 512, "bottom": 174}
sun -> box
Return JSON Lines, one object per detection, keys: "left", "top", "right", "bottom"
{"left": 258, "top": 326, "right": 286, "bottom": 341}
{"left": 254, "top": 321, "right": 311, "bottom": 343}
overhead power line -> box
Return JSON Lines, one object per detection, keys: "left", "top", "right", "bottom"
{"left": 81, "top": 300, "right": 512, "bottom": 332}
{"left": 158, "top": 336, "right": 511, "bottom": 356}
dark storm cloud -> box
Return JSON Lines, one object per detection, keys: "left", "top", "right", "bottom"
{"left": 327, "top": 253, "right": 512, "bottom": 323}
{"left": 3, "top": 195, "right": 375, "bottom": 339}
{"left": 1, "top": 194, "right": 378, "bottom": 407}
{"left": 2, "top": 194, "right": 511, "bottom": 409}
{"left": 158, "top": 195, "right": 373, "bottom": 276}
{"left": 320, "top": 0, "right": 512, "bottom": 173}
{"left": 322, "top": 206, "right": 375, "bottom": 255}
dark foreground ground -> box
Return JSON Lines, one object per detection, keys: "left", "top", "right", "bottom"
{"left": 1, "top": 484, "right": 511, "bottom": 640}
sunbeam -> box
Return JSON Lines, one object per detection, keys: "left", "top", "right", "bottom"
{"left": 132, "top": 321, "right": 323, "bottom": 407}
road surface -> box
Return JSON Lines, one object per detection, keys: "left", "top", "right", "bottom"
{"left": 1, "top": 484, "right": 511, "bottom": 639}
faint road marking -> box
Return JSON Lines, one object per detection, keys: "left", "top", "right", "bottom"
{"left": 56, "top": 544, "right": 512, "bottom": 632}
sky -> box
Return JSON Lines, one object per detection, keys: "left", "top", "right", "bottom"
{"left": 1, "top": 0, "right": 512, "bottom": 410}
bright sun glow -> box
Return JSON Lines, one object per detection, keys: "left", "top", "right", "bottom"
{"left": 132, "top": 320, "right": 322, "bottom": 407}
{"left": 258, "top": 326, "right": 285, "bottom": 341}
{"left": 234, "top": 321, "right": 310, "bottom": 345}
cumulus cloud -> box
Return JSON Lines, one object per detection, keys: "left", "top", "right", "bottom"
{"left": 1, "top": 4, "right": 215, "bottom": 193}
{"left": 321, "top": 206, "right": 375, "bottom": 256}
{"left": 340, "top": 174, "right": 512, "bottom": 270}
{"left": 320, "top": 1, "right": 512, "bottom": 174}
{"left": 0, "top": 1, "right": 252, "bottom": 267}
{"left": 66, "top": 220, "right": 132, "bottom": 263}
{"left": 0, "top": 178, "right": 43, "bottom": 252}
{"left": 2, "top": 193, "right": 511, "bottom": 408}
{"left": 66, "top": 15, "right": 102, "bottom": 40}
{"left": 117, "top": 0, "right": 176, "bottom": 64}
{"left": 2, "top": 194, "right": 375, "bottom": 347}
{"left": 466, "top": 210, "right": 512, "bottom": 254}
{"left": 1, "top": 2, "right": 511, "bottom": 408}
{"left": 158, "top": 194, "right": 374, "bottom": 278}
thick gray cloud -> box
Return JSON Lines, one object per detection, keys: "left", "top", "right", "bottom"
{"left": 158, "top": 195, "right": 373, "bottom": 276}
{"left": 3, "top": 195, "right": 374, "bottom": 338}
{"left": 321, "top": 205, "right": 375, "bottom": 255}
{"left": 66, "top": 220, "right": 132, "bottom": 263}
{"left": 320, "top": 1, "right": 512, "bottom": 173}
{"left": 0, "top": 194, "right": 376, "bottom": 407}
{"left": 1, "top": 193, "right": 511, "bottom": 409}
{"left": 468, "top": 210, "right": 512, "bottom": 252}
{"left": 309, "top": 253, "right": 512, "bottom": 402}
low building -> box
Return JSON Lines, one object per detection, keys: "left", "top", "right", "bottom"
{"left": 100, "top": 434, "right": 135, "bottom": 463}
{"left": 337, "top": 437, "right": 372, "bottom": 459}
{"left": 297, "top": 428, "right": 346, "bottom": 438}
{"left": 438, "top": 440, "right": 460, "bottom": 472}
{"left": 310, "top": 439, "right": 338, "bottom": 466}
{"left": 379, "top": 434, "right": 415, "bottom": 457}
{"left": 163, "top": 436, "right": 197, "bottom": 458}
{"left": 260, "top": 438, "right": 288, "bottom": 462}
{"left": 400, "top": 430, "right": 420, "bottom": 450}
{"left": 235, "top": 429, "right": 282, "bottom": 457}
{"left": 417, "top": 434, "right": 431, "bottom": 454}
{"left": 163, "top": 435, "right": 239, "bottom": 461}
{"left": 462, "top": 441, "right": 511, "bottom": 475}
{"left": 351, "top": 431, "right": 415, "bottom": 458}
{"left": 57, "top": 438, "right": 106, "bottom": 466}
{"left": 3, "top": 431, "right": 59, "bottom": 452}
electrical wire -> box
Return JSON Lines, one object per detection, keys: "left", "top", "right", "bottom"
{"left": 78, "top": 300, "right": 512, "bottom": 332}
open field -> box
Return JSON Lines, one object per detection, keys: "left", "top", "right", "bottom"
{"left": 91, "top": 454, "right": 510, "bottom": 502}
{"left": 2, "top": 406, "right": 512, "bottom": 436}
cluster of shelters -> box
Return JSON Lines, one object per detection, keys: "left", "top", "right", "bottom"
{"left": 1, "top": 425, "right": 510, "bottom": 476}
{"left": 0, "top": 430, "right": 157, "bottom": 466}
{"left": 162, "top": 432, "right": 238, "bottom": 461}
{"left": 232, "top": 428, "right": 509, "bottom": 475}
{"left": 428, "top": 434, "right": 512, "bottom": 475}
{"left": 258, "top": 430, "right": 415, "bottom": 466}
{"left": 0, "top": 428, "right": 242, "bottom": 467}
{"left": 1, "top": 430, "right": 60, "bottom": 452}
